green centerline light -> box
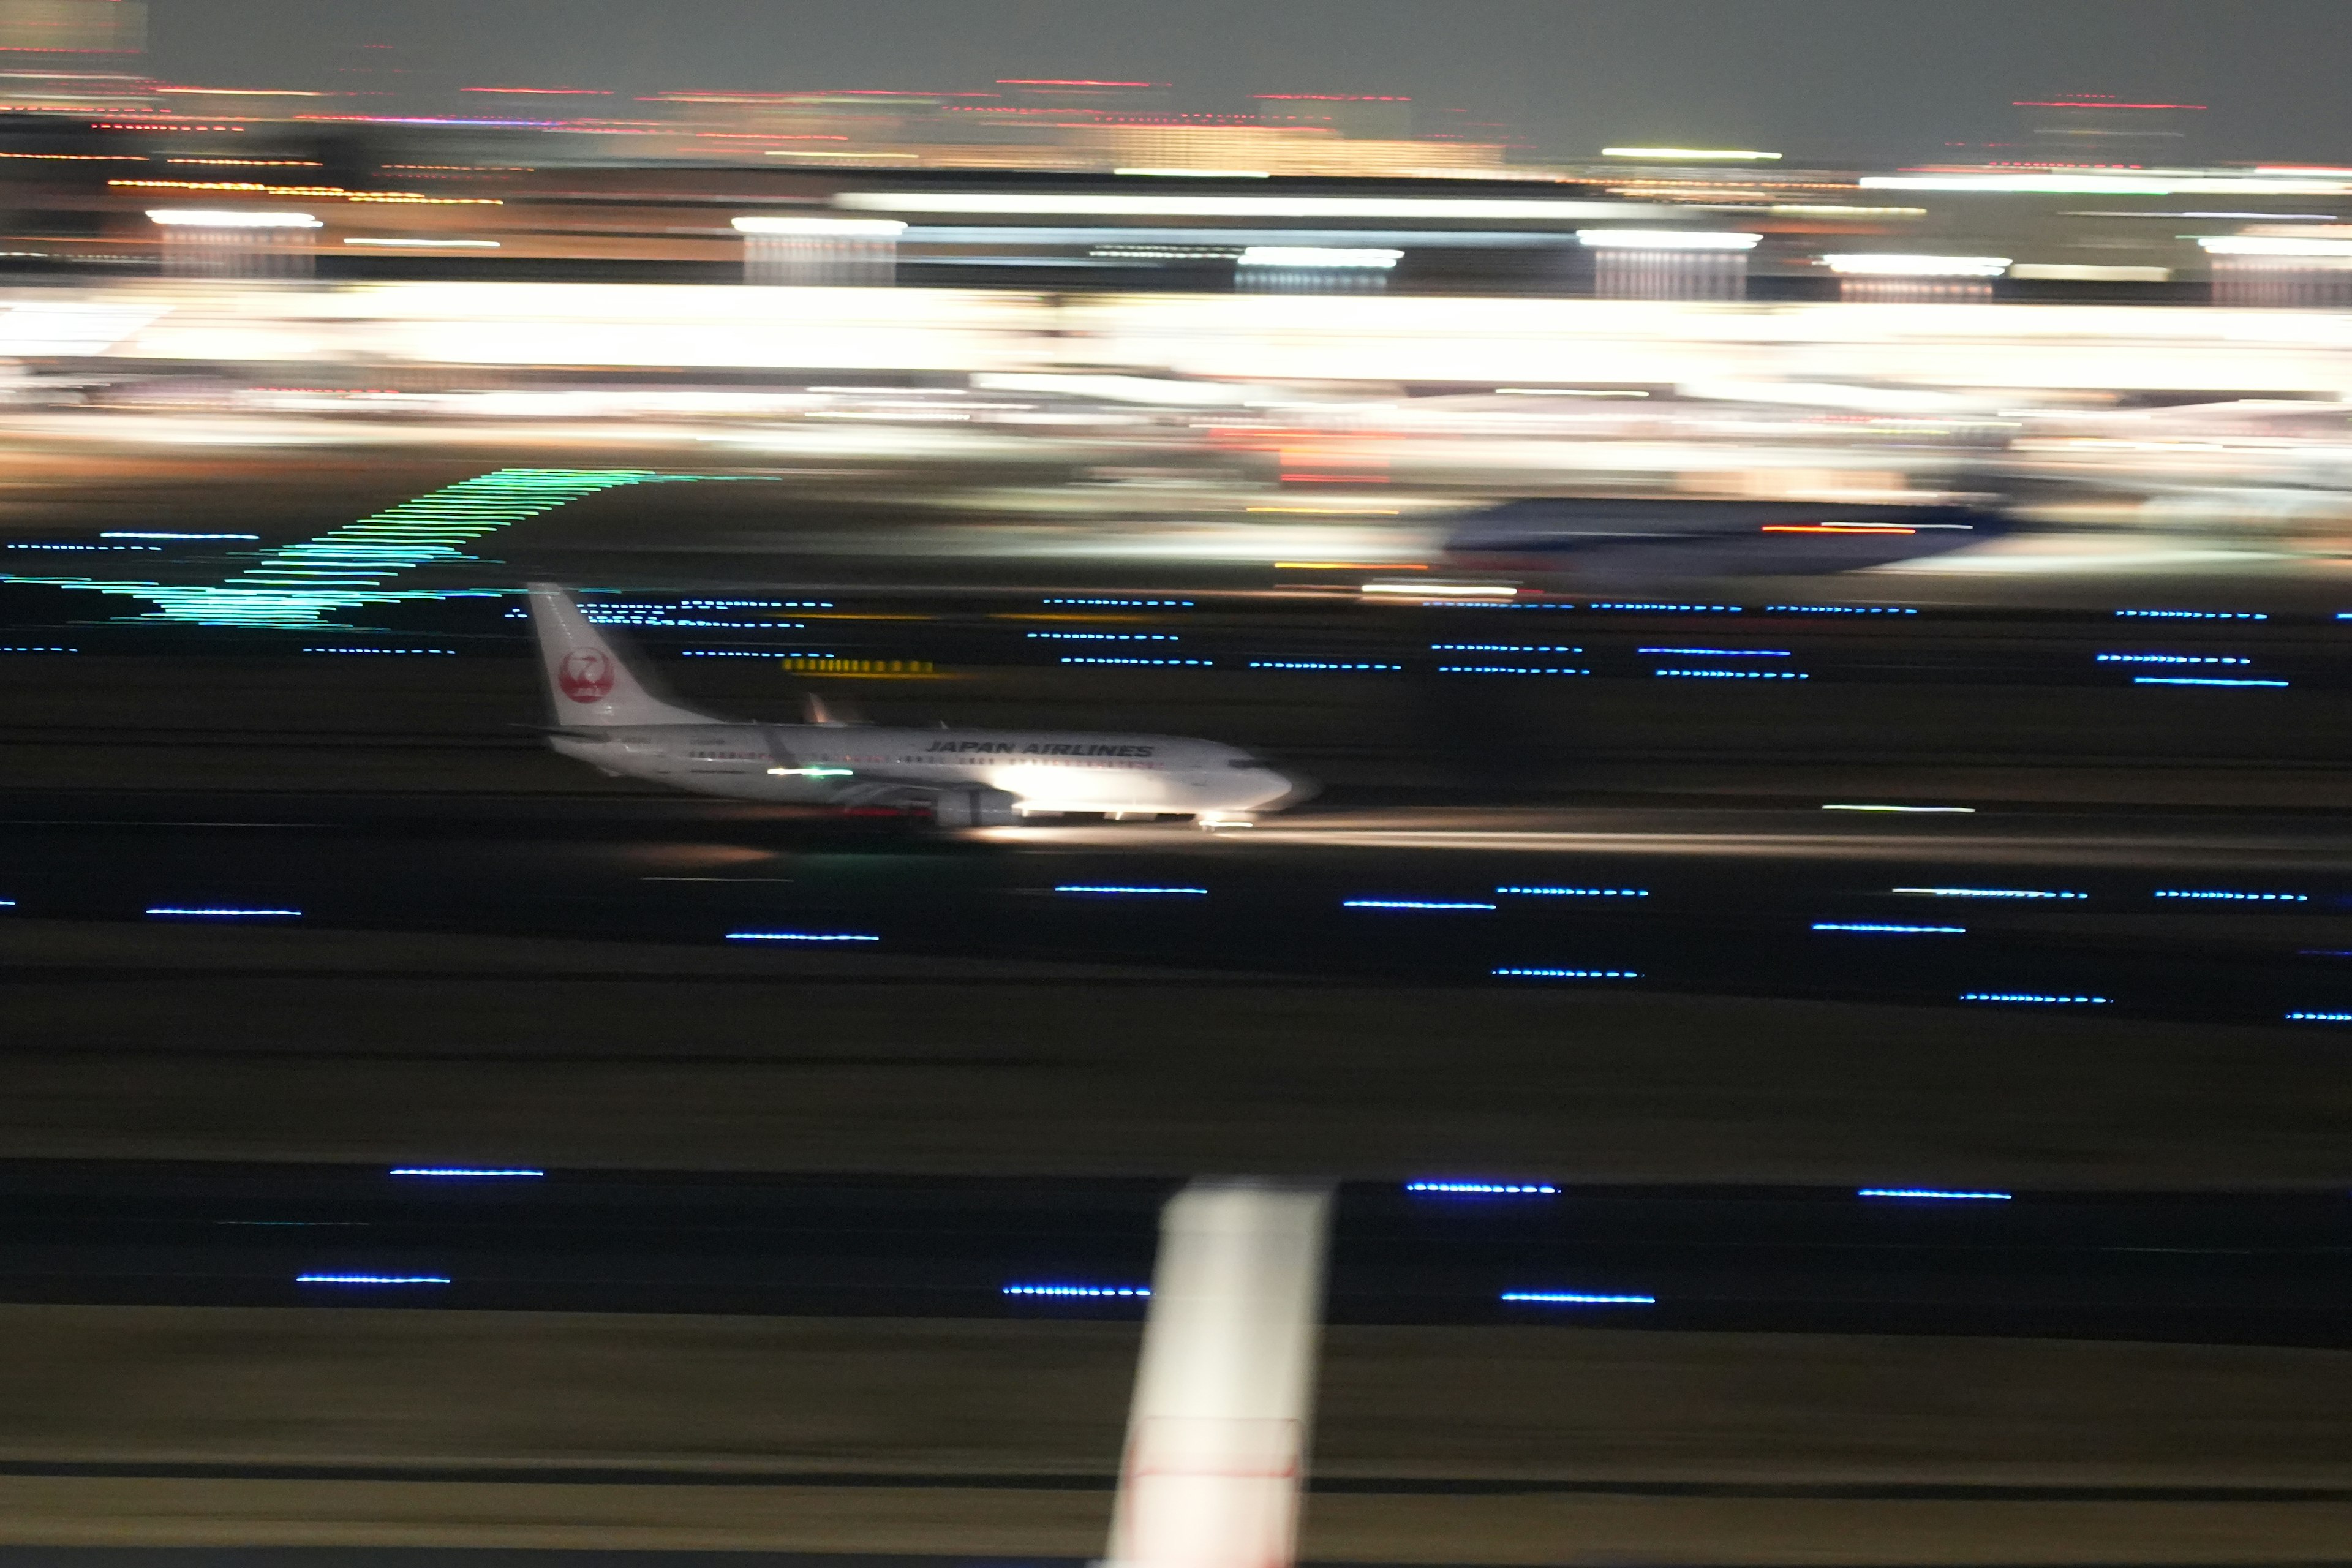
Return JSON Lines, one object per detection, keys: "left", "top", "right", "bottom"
{"left": 0, "top": 468, "right": 744, "bottom": 630}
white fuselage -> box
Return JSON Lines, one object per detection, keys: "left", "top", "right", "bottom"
{"left": 551, "top": 722, "right": 1301, "bottom": 816}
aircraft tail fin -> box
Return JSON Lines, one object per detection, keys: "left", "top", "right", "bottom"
{"left": 526, "top": 584, "right": 714, "bottom": 728}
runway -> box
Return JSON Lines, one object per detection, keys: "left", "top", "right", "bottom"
{"left": 5, "top": 790, "right": 2351, "bottom": 1024}
{"left": 0, "top": 1161, "right": 2348, "bottom": 1346}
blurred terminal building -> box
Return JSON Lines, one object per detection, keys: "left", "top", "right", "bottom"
{"left": 2, "top": 0, "right": 2351, "bottom": 304}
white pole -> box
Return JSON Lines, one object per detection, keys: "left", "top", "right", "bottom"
{"left": 1104, "top": 1179, "right": 1335, "bottom": 1568}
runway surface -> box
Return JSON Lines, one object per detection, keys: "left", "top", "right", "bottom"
{"left": 6, "top": 790, "right": 2352, "bottom": 1024}
{"left": 0, "top": 1162, "right": 2348, "bottom": 1345}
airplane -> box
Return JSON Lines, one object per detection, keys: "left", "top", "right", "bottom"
{"left": 526, "top": 584, "right": 1307, "bottom": 827}
{"left": 1446, "top": 497, "right": 2005, "bottom": 578}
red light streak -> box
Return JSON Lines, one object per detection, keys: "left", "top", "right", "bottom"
{"left": 1762, "top": 524, "right": 1915, "bottom": 535}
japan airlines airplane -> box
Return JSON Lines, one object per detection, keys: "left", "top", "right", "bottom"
{"left": 527, "top": 584, "right": 1306, "bottom": 827}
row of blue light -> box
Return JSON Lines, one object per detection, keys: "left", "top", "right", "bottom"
{"left": 2136, "top": 676, "right": 2289, "bottom": 688}
{"left": 7, "top": 543, "right": 160, "bottom": 552}
{"left": 1030, "top": 632, "right": 1180, "bottom": 641}
{"left": 2116, "top": 609, "right": 2267, "bottom": 621}
{"left": 1898, "top": 886, "right": 2086, "bottom": 900}
{"left": 1056, "top": 885, "right": 1208, "bottom": 897}
{"left": 1431, "top": 643, "right": 1581, "bottom": 654}
{"left": 2155, "top": 890, "right": 2307, "bottom": 902}
{"left": 1961, "top": 993, "right": 2111, "bottom": 1005}
{"left": 0, "top": 646, "right": 75, "bottom": 654}
{"left": 1498, "top": 886, "right": 1648, "bottom": 899}
{"left": 726, "top": 932, "right": 881, "bottom": 943}
{"left": 1494, "top": 968, "right": 1642, "bottom": 980}
{"left": 1640, "top": 647, "right": 1790, "bottom": 657}
{"left": 1043, "top": 597, "right": 1192, "bottom": 608}
{"left": 1655, "top": 668, "right": 1808, "bottom": 680}
{"left": 301, "top": 647, "right": 454, "bottom": 657}
{"left": 2097, "top": 654, "right": 2250, "bottom": 666}
{"left": 1347, "top": 899, "right": 1495, "bottom": 911}
{"left": 1250, "top": 660, "right": 1401, "bottom": 671}
{"left": 1064, "top": 657, "right": 1212, "bottom": 667}
{"left": 1765, "top": 605, "right": 1917, "bottom": 616}
{"left": 147, "top": 907, "right": 301, "bottom": 920}
{"left": 1814, "top": 922, "right": 1966, "bottom": 935}
{"left": 1438, "top": 665, "right": 1588, "bottom": 676}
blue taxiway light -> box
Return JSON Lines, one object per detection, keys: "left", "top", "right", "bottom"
{"left": 1655, "top": 668, "right": 1807, "bottom": 680}
{"left": 0, "top": 646, "right": 75, "bottom": 654}
{"left": 2115, "top": 609, "right": 2267, "bottom": 621}
{"left": 2155, "top": 890, "right": 2307, "bottom": 903}
{"left": 296, "top": 1275, "right": 451, "bottom": 1286}
{"left": 1056, "top": 885, "right": 1209, "bottom": 897}
{"left": 302, "top": 647, "right": 455, "bottom": 656}
{"left": 1497, "top": 886, "right": 1649, "bottom": 899}
{"left": 390, "top": 1168, "right": 545, "bottom": 1178}
{"left": 1439, "top": 665, "right": 1589, "bottom": 676}
{"left": 1860, "top": 1188, "right": 2013, "bottom": 1202}
{"left": 1043, "top": 598, "right": 1192, "bottom": 608}
{"left": 1896, "top": 887, "right": 2086, "bottom": 900}
{"left": 1814, "top": 922, "right": 1964, "bottom": 935}
{"left": 1502, "top": 1291, "right": 1657, "bottom": 1306}
{"left": 2134, "top": 677, "right": 2288, "bottom": 688}
{"left": 0, "top": 899, "right": 14, "bottom": 909}
{"left": 1764, "top": 605, "right": 1917, "bottom": 616}
{"left": 1063, "top": 657, "right": 1212, "bottom": 666}
{"left": 1029, "top": 632, "right": 1180, "bottom": 641}
{"left": 1639, "top": 647, "right": 1792, "bottom": 657}
{"left": 1249, "top": 661, "right": 1400, "bottom": 671}
{"left": 1003, "top": 1284, "right": 1152, "bottom": 1298}
{"left": 1346, "top": 899, "right": 1496, "bottom": 911}
{"left": 146, "top": 907, "right": 301, "bottom": 919}
{"left": 726, "top": 932, "right": 881, "bottom": 943}
{"left": 1408, "top": 1181, "right": 1560, "bottom": 1195}
{"left": 104, "top": 532, "right": 261, "bottom": 541}
{"left": 1590, "top": 602, "right": 1741, "bottom": 612}
{"left": 1430, "top": 644, "right": 1583, "bottom": 653}
{"left": 2096, "top": 654, "right": 2251, "bottom": 666}
{"left": 1494, "top": 968, "right": 1642, "bottom": 980}
{"left": 2286, "top": 1012, "right": 2352, "bottom": 1023}
{"left": 678, "top": 599, "right": 832, "bottom": 608}
{"left": 1961, "top": 992, "right": 2111, "bottom": 1005}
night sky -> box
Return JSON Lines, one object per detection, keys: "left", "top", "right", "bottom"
{"left": 152, "top": 0, "right": 2352, "bottom": 163}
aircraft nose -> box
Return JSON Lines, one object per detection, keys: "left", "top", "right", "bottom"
{"left": 1264, "top": 769, "right": 1320, "bottom": 810}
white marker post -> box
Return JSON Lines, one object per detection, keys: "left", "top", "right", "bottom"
{"left": 1104, "top": 1179, "right": 1335, "bottom": 1568}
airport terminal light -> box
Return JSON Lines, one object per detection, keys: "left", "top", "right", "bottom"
{"left": 1825, "top": 253, "right": 2011, "bottom": 304}
{"left": 1824, "top": 255, "right": 2011, "bottom": 277}
{"left": 146, "top": 209, "right": 322, "bottom": 279}
{"left": 145, "top": 209, "right": 321, "bottom": 228}
{"left": 2199, "top": 235, "right": 2352, "bottom": 308}
{"left": 1580, "top": 230, "right": 1758, "bottom": 301}
{"left": 1602, "top": 146, "right": 1782, "bottom": 161}
{"left": 2198, "top": 236, "right": 2352, "bottom": 257}
{"left": 1577, "top": 230, "right": 1762, "bottom": 251}
{"left": 734, "top": 216, "right": 908, "bottom": 287}
{"left": 835, "top": 191, "right": 1651, "bottom": 221}
{"left": 1237, "top": 246, "right": 1401, "bottom": 295}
